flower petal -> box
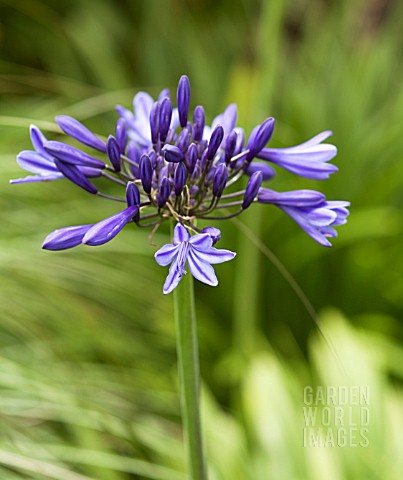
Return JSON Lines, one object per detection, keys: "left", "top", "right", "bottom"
{"left": 173, "top": 224, "right": 190, "bottom": 244}
{"left": 154, "top": 243, "right": 179, "bottom": 266}
{"left": 42, "top": 225, "right": 92, "bottom": 250}
{"left": 188, "top": 233, "right": 213, "bottom": 251}
{"left": 187, "top": 251, "right": 218, "bottom": 286}
{"left": 258, "top": 188, "right": 325, "bottom": 207}
{"left": 163, "top": 262, "right": 184, "bottom": 294}
{"left": 16, "top": 151, "right": 58, "bottom": 174}
{"left": 10, "top": 173, "right": 63, "bottom": 184}
{"left": 191, "top": 247, "right": 236, "bottom": 264}
{"left": 280, "top": 206, "right": 333, "bottom": 247}
{"left": 54, "top": 159, "right": 98, "bottom": 194}
{"left": 83, "top": 206, "right": 138, "bottom": 246}
{"left": 44, "top": 141, "right": 105, "bottom": 169}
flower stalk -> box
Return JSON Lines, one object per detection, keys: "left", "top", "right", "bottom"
{"left": 173, "top": 246, "right": 207, "bottom": 480}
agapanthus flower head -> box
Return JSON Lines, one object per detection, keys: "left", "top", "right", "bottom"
{"left": 11, "top": 75, "right": 349, "bottom": 293}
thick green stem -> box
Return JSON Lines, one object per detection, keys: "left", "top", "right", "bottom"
{"left": 173, "top": 268, "right": 207, "bottom": 480}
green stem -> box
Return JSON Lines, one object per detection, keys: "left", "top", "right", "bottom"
{"left": 173, "top": 262, "right": 207, "bottom": 480}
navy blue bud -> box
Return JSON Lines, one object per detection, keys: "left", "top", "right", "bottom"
{"left": 212, "top": 163, "right": 228, "bottom": 198}
{"left": 126, "top": 181, "right": 140, "bottom": 207}
{"left": 54, "top": 159, "right": 98, "bottom": 194}
{"left": 158, "top": 177, "right": 172, "bottom": 208}
{"left": 115, "top": 118, "right": 128, "bottom": 154}
{"left": 207, "top": 125, "right": 224, "bottom": 160}
{"left": 197, "top": 139, "right": 207, "bottom": 157}
{"left": 193, "top": 105, "right": 205, "bottom": 141}
{"left": 202, "top": 226, "right": 221, "bottom": 244}
{"left": 149, "top": 101, "right": 160, "bottom": 144}
{"left": 177, "top": 75, "right": 190, "bottom": 128}
{"left": 107, "top": 135, "right": 121, "bottom": 172}
{"left": 159, "top": 97, "right": 172, "bottom": 142}
{"left": 176, "top": 128, "right": 191, "bottom": 152}
{"left": 162, "top": 144, "right": 184, "bottom": 163}
{"left": 186, "top": 143, "right": 198, "bottom": 173}
{"left": 242, "top": 171, "right": 263, "bottom": 209}
{"left": 174, "top": 162, "right": 187, "bottom": 196}
{"left": 225, "top": 130, "right": 237, "bottom": 164}
{"left": 246, "top": 117, "right": 275, "bottom": 161}
{"left": 139, "top": 154, "right": 153, "bottom": 194}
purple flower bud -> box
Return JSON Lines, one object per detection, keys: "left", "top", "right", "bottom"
{"left": 246, "top": 117, "right": 275, "bottom": 161}
{"left": 242, "top": 171, "right": 263, "bottom": 209}
{"left": 54, "top": 159, "right": 98, "bottom": 194}
{"left": 42, "top": 224, "right": 93, "bottom": 251}
{"left": 107, "top": 135, "right": 121, "bottom": 172}
{"left": 174, "top": 162, "right": 187, "bottom": 196}
{"left": 191, "top": 163, "right": 202, "bottom": 182}
{"left": 55, "top": 116, "right": 107, "bottom": 152}
{"left": 115, "top": 118, "right": 128, "bottom": 154}
{"left": 139, "top": 154, "right": 153, "bottom": 194}
{"left": 224, "top": 130, "right": 237, "bottom": 164}
{"left": 44, "top": 141, "right": 105, "bottom": 169}
{"left": 193, "top": 105, "right": 205, "bottom": 142}
{"left": 177, "top": 75, "right": 190, "bottom": 128}
{"left": 149, "top": 101, "right": 160, "bottom": 144}
{"left": 126, "top": 181, "right": 140, "bottom": 207}
{"left": 207, "top": 125, "right": 224, "bottom": 160}
{"left": 148, "top": 150, "right": 157, "bottom": 169}
{"left": 158, "top": 177, "right": 172, "bottom": 208}
{"left": 159, "top": 97, "right": 172, "bottom": 142}
{"left": 186, "top": 143, "right": 198, "bottom": 173}
{"left": 162, "top": 144, "right": 184, "bottom": 163}
{"left": 205, "top": 165, "right": 216, "bottom": 184}
{"left": 158, "top": 88, "right": 170, "bottom": 101}
{"left": 202, "top": 226, "right": 221, "bottom": 244}
{"left": 186, "top": 121, "right": 193, "bottom": 138}
{"left": 176, "top": 128, "right": 191, "bottom": 152}
{"left": 212, "top": 163, "right": 228, "bottom": 198}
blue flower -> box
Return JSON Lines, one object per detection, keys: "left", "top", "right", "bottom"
{"left": 258, "top": 188, "right": 350, "bottom": 246}
{"left": 10, "top": 125, "right": 103, "bottom": 186}
{"left": 257, "top": 131, "right": 338, "bottom": 180}
{"left": 155, "top": 224, "right": 236, "bottom": 294}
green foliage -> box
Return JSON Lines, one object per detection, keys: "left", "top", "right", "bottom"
{"left": 1, "top": 0, "right": 403, "bottom": 478}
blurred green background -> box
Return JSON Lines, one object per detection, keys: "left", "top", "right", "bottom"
{"left": 1, "top": 0, "right": 403, "bottom": 478}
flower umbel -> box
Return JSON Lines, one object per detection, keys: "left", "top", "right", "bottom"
{"left": 11, "top": 75, "right": 350, "bottom": 293}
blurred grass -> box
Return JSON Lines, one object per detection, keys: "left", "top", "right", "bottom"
{"left": 1, "top": 0, "right": 403, "bottom": 478}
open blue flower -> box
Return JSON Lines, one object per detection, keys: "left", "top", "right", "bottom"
{"left": 155, "top": 224, "right": 236, "bottom": 294}
{"left": 258, "top": 188, "right": 350, "bottom": 246}
{"left": 257, "top": 131, "right": 338, "bottom": 180}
